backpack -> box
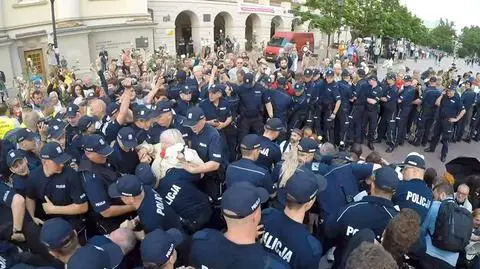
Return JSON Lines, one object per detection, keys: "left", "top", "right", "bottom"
{"left": 431, "top": 199, "right": 473, "bottom": 252}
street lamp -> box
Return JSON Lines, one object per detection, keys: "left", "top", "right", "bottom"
{"left": 50, "top": 0, "right": 60, "bottom": 65}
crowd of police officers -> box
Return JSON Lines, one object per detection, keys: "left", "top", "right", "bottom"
{"left": 0, "top": 53, "right": 478, "bottom": 269}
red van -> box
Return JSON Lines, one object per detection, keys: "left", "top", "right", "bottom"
{"left": 264, "top": 32, "right": 314, "bottom": 61}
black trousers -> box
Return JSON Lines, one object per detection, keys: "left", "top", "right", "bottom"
{"left": 363, "top": 108, "right": 378, "bottom": 143}
{"left": 336, "top": 107, "right": 351, "bottom": 144}
{"left": 238, "top": 115, "right": 264, "bottom": 144}
{"left": 415, "top": 108, "right": 436, "bottom": 144}
{"left": 429, "top": 118, "right": 454, "bottom": 158}
{"left": 351, "top": 105, "right": 365, "bottom": 143}
{"left": 418, "top": 254, "right": 455, "bottom": 269}
{"left": 288, "top": 111, "right": 307, "bottom": 131}
{"left": 396, "top": 107, "right": 412, "bottom": 145}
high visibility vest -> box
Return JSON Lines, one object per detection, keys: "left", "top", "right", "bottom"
{"left": 0, "top": 117, "right": 15, "bottom": 139}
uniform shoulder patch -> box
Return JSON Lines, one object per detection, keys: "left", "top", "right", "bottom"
{"left": 262, "top": 207, "right": 279, "bottom": 217}
{"left": 193, "top": 229, "right": 215, "bottom": 240}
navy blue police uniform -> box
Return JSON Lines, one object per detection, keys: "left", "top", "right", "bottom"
{"left": 101, "top": 102, "right": 123, "bottom": 144}
{"left": 256, "top": 118, "right": 284, "bottom": 171}
{"left": 377, "top": 80, "right": 399, "bottom": 152}
{"left": 336, "top": 70, "right": 354, "bottom": 144}
{"left": 15, "top": 128, "right": 41, "bottom": 171}
{"left": 392, "top": 154, "right": 432, "bottom": 222}
{"left": 471, "top": 92, "right": 480, "bottom": 141}
{"left": 65, "top": 104, "right": 81, "bottom": 147}
{"left": 363, "top": 76, "right": 382, "bottom": 147}
{"left": 350, "top": 71, "right": 369, "bottom": 144}
{"left": 315, "top": 70, "right": 341, "bottom": 143}
{"left": 325, "top": 167, "right": 399, "bottom": 268}
{"left": 128, "top": 105, "right": 153, "bottom": 145}
{"left": 396, "top": 76, "right": 416, "bottom": 146}
{"left": 288, "top": 83, "right": 309, "bottom": 131}
{"left": 230, "top": 73, "right": 271, "bottom": 143}
{"left": 27, "top": 142, "right": 87, "bottom": 230}
{"left": 107, "top": 127, "right": 139, "bottom": 175}
{"left": 413, "top": 79, "right": 442, "bottom": 146}
{"left": 455, "top": 86, "right": 476, "bottom": 141}
{"left": 226, "top": 134, "right": 274, "bottom": 193}
{"left": 190, "top": 182, "right": 290, "bottom": 269}
{"left": 261, "top": 169, "right": 324, "bottom": 269}
{"left": 108, "top": 175, "right": 183, "bottom": 233}
{"left": 426, "top": 88, "right": 465, "bottom": 161}
{"left": 303, "top": 69, "right": 319, "bottom": 129}
{"left": 148, "top": 100, "right": 190, "bottom": 144}
{"left": 268, "top": 77, "right": 293, "bottom": 125}
{"left": 174, "top": 85, "right": 195, "bottom": 117}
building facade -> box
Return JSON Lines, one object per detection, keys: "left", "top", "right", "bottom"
{"left": 0, "top": 0, "right": 154, "bottom": 87}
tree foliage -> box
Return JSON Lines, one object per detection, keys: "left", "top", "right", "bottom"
{"left": 427, "top": 18, "right": 456, "bottom": 53}
{"left": 458, "top": 26, "right": 480, "bottom": 57}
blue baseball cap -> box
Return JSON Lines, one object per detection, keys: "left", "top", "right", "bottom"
{"left": 77, "top": 116, "right": 97, "bottom": 132}
{"left": 293, "top": 83, "right": 304, "bottom": 92}
{"left": 141, "top": 228, "right": 184, "bottom": 266}
{"left": 265, "top": 118, "right": 286, "bottom": 132}
{"left": 373, "top": 167, "right": 400, "bottom": 191}
{"left": 244, "top": 73, "right": 254, "bottom": 85}
{"left": 341, "top": 69, "right": 350, "bottom": 77}
{"left": 312, "top": 69, "right": 321, "bottom": 76}
{"left": 240, "top": 134, "right": 261, "bottom": 150}
{"left": 277, "top": 77, "right": 287, "bottom": 86}
{"left": 150, "top": 100, "right": 171, "bottom": 118}
{"left": 285, "top": 168, "right": 327, "bottom": 203}
{"left": 117, "top": 126, "right": 138, "bottom": 150}
{"left": 133, "top": 105, "right": 151, "bottom": 121}
{"left": 404, "top": 75, "right": 413, "bottom": 82}
{"left": 304, "top": 69, "right": 313, "bottom": 77}
{"left": 106, "top": 102, "right": 120, "bottom": 117}
{"left": 83, "top": 134, "right": 113, "bottom": 156}
{"left": 15, "top": 128, "right": 35, "bottom": 143}
{"left": 40, "top": 142, "right": 71, "bottom": 164}
{"left": 135, "top": 163, "right": 155, "bottom": 186}
{"left": 402, "top": 152, "right": 426, "bottom": 169}
{"left": 47, "top": 121, "right": 68, "bottom": 139}
{"left": 386, "top": 72, "right": 396, "bottom": 80}
{"left": 85, "top": 237, "right": 124, "bottom": 268}
{"left": 108, "top": 174, "right": 143, "bottom": 198}
{"left": 179, "top": 85, "right": 192, "bottom": 94}
{"left": 67, "top": 245, "right": 112, "bottom": 269}
{"left": 222, "top": 182, "right": 269, "bottom": 218}
{"left": 6, "top": 149, "right": 25, "bottom": 167}
{"left": 176, "top": 70, "right": 187, "bottom": 81}
{"left": 208, "top": 84, "right": 223, "bottom": 93}
{"left": 325, "top": 69, "right": 334, "bottom": 77}
{"left": 65, "top": 104, "right": 80, "bottom": 117}
{"left": 40, "top": 217, "right": 74, "bottom": 249}
{"left": 298, "top": 138, "right": 318, "bottom": 153}
{"left": 183, "top": 106, "right": 205, "bottom": 127}
{"left": 368, "top": 75, "right": 378, "bottom": 82}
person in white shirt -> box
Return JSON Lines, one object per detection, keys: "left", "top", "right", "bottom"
{"left": 455, "top": 184, "right": 473, "bottom": 212}
{"left": 279, "top": 128, "right": 302, "bottom": 154}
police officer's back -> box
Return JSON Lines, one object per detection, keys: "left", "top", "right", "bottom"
{"left": 256, "top": 118, "right": 284, "bottom": 171}
{"left": 325, "top": 167, "right": 399, "bottom": 268}
{"left": 261, "top": 169, "right": 325, "bottom": 269}
{"left": 190, "top": 182, "right": 289, "bottom": 269}
{"left": 108, "top": 127, "right": 139, "bottom": 175}
{"left": 226, "top": 134, "right": 274, "bottom": 193}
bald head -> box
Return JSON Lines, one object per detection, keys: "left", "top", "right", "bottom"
{"left": 110, "top": 228, "right": 137, "bottom": 255}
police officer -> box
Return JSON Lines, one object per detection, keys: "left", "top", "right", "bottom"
{"left": 139, "top": 228, "right": 183, "bottom": 269}
{"left": 336, "top": 69, "right": 354, "bottom": 145}
{"left": 288, "top": 83, "right": 309, "bottom": 131}
{"left": 101, "top": 91, "right": 129, "bottom": 144}
{"left": 412, "top": 77, "right": 442, "bottom": 147}
{"left": 0, "top": 180, "right": 27, "bottom": 242}
{"left": 455, "top": 80, "right": 476, "bottom": 142}
{"left": 200, "top": 84, "right": 236, "bottom": 162}
{"left": 65, "top": 104, "right": 81, "bottom": 147}
{"left": 376, "top": 73, "right": 398, "bottom": 153}
{"left": 26, "top": 142, "right": 88, "bottom": 235}
{"left": 129, "top": 104, "right": 153, "bottom": 144}
{"left": 396, "top": 75, "right": 416, "bottom": 146}
{"left": 174, "top": 85, "right": 194, "bottom": 117}
{"left": 303, "top": 69, "right": 318, "bottom": 129}
{"left": 469, "top": 91, "right": 480, "bottom": 142}
{"left": 108, "top": 126, "right": 139, "bottom": 175}
{"left": 167, "top": 70, "right": 188, "bottom": 100}
{"left": 148, "top": 100, "right": 190, "bottom": 144}
{"left": 256, "top": 118, "right": 284, "bottom": 171}
{"left": 226, "top": 134, "right": 274, "bottom": 193}
{"left": 393, "top": 152, "right": 432, "bottom": 222}
{"left": 425, "top": 86, "right": 466, "bottom": 162}
{"left": 269, "top": 77, "right": 293, "bottom": 127}
{"left": 231, "top": 73, "right": 273, "bottom": 143}
{"left": 350, "top": 69, "right": 369, "bottom": 145}
{"left": 261, "top": 169, "right": 325, "bottom": 269}
{"left": 7, "top": 149, "right": 29, "bottom": 198}
{"left": 325, "top": 167, "right": 399, "bottom": 268}
{"left": 190, "top": 182, "right": 288, "bottom": 269}
{"left": 79, "top": 134, "right": 135, "bottom": 233}
{"left": 363, "top": 76, "right": 382, "bottom": 150}
{"left": 46, "top": 119, "right": 68, "bottom": 151}
{"left": 15, "top": 128, "right": 41, "bottom": 171}
{"left": 182, "top": 107, "right": 225, "bottom": 199}
{"left": 107, "top": 174, "right": 182, "bottom": 233}
{"left": 316, "top": 70, "right": 341, "bottom": 143}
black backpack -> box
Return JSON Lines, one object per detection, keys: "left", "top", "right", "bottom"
{"left": 431, "top": 199, "right": 473, "bottom": 252}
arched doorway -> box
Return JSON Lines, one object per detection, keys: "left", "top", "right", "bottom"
{"left": 291, "top": 18, "right": 302, "bottom": 32}
{"left": 270, "top": 16, "right": 284, "bottom": 37}
{"left": 175, "top": 10, "right": 200, "bottom": 56}
{"left": 245, "top": 14, "right": 261, "bottom": 51}
{"left": 214, "top": 12, "right": 234, "bottom": 47}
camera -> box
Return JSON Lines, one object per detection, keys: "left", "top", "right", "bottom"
{"left": 217, "top": 50, "right": 225, "bottom": 60}
{"left": 302, "top": 45, "right": 311, "bottom": 57}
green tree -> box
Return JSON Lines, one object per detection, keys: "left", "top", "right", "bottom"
{"left": 293, "top": 0, "right": 344, "bottom": 55}
{"left": 428, "top": 18, "right": 456, "bottom": 53}
{"left": 459, "top": 26, "right": 480, "bottom": 58}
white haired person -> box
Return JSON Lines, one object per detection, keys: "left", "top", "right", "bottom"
{"left": 136, "top": 128, "right": 211, "bottom": 232}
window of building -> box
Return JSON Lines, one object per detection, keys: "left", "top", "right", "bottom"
{"left": 17, "top": 0, "right": 43, "bottom": 3}
{"left": 13, "top": 0, "right": 47, "bottom": 8}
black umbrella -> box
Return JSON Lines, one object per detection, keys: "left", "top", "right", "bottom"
{"left": 445, "top": 157, "right": 480, "bottom": 188}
